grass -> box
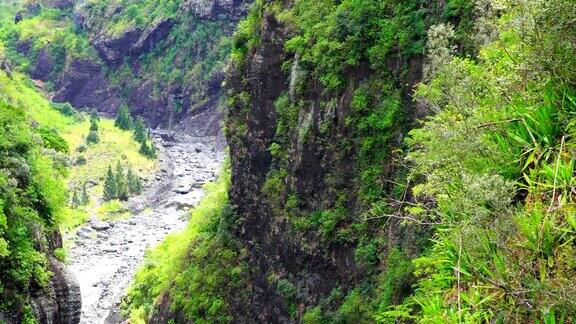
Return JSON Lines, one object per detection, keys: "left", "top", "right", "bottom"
{"left": 0, "top": 72, "right": 158, "bottom": 229}
{"left": 123, "top": 168, "right": 246, "bottom": 322}
{"left": 97, "top": 200, "right": 131, "bottom": 221}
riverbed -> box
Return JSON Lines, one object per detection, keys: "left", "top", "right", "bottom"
{"left": 68, "top": 132, "right": 223, "bottom": 323}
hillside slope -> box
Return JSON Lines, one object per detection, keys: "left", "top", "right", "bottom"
{"left": 1, "top": 0, "right": 249, "bottom": 133}
{"left": 0, "top": 47, "right": 81, "bottom": 323}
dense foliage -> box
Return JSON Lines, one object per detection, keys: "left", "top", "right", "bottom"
{"left": 382, "top": 0, "right": 576, "bottom": 321}
{"left": 123, "top": 166, "right": 248, "bottom": 322}
{"left": 0, "top": 100, "right": 66, "bottom": 320}
{"left": 103, "top": 162, "right": 142, "bottom": 201}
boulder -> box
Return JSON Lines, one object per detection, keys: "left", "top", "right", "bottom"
{"left": 90, "top": 220, "right": 111, "bottom": 231}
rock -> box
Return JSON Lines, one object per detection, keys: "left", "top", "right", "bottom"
{"left": 103, "top": 247, "right": 117, "bottom": 253}
{"left": 15, "top": 2, "right": 41, "bottom": 24}
{"left": 128, "top": 220, "right": 137, "bottom": 225}
{"left": 78, "top": 232, "right": 92, "bottom": 240}
{"left": 174, "top": 186, "right": 190, "bottom": 194}
{"left": 30, "top": 257, "right": 81, "bottom": 324}
{"left": 53, "top": 59, "right": 121, "bottom": 114}
{"left": 93, "top": 19, "right": 173, "bottom": 65}
{"left": 30, "top": 48, "right": 54, "bottom": 81}
{"left": 91, "top": 220, "right": 111, "bottom": 231}
{"left": 180, "top": 0, "right": 249, "bottom": 21}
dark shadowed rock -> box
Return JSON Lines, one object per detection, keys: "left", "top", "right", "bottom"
{"left": 30, "top": 48, "right": 54, "bottom": 80}
{"left": 180, "top": 0, "right": 250, "bottom": 21}
{"left": 93, "top": 19, "right": 173, "bottom": 66}
{"left": 132, "top": 19, "right": 174, "bottom": 56}
{"left": 53, "top": 58, "right": 121, "bottom": 114}
{"left": 39, "top": 0, "right": 74, "bottom": 9}
{"left": 30, "top": 258, "right": 82, "bottom": 324}
{"left": 93, "top": 28, "right": 142, "bottom": 64}
{"left": 15, "top": 2, "right": 41, "bottom": 23}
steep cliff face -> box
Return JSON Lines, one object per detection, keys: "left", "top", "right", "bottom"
{"left": 225, "top": 0, "right": 441, "bottom": 321}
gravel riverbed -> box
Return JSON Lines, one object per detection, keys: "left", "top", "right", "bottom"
{"left": 68, "top": 133, "right": 223, "bottom": 323}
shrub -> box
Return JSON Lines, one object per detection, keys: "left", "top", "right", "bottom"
{"left": 75, "top": 155, "right": 86, "bottom": 165}
{"left": 75, "top": 144, "right": 87, "bottom": 153}
{"left": 115, "top": 105, "right": 133, "bottom": 130}
{"left": 37, "top": 127, "right": 70, "bottom": 153}
{"left": 51, "top": 102, "right": 77, "bottom": 116}
{"left": 86, "top": 130, "right": 99, "bottom": 144}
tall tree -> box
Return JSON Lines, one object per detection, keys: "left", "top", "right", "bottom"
{"left": 139, "top": 140, "right": 156, "bottom": 159}
{"left": 103, "top": 165, "right": 118, "bottom": 201}
{"left": 81, "top": 183, "right": 89, "bottom": 206}
{"left": 71, "top": 187, "right": 80, "bottom": 207}
{"left": 133, "top": 116, "right": 147, "bottom": 143}
{"left": 114, "top": 105, "right": 133, "bottom": 130}
{"left": 86, "top": 130, "right": 99, "bottom": 144}
{"left": 89, "top": 117, "right": 99, "bottom": 132}
{"left": 90, "top": 107, "right": 100, "bottom": 121}
{"left": 116, "top": 161, "right": 129, "bottom": 201}
{"left": 127, "top": 166, "right": 143, "bottom": 195}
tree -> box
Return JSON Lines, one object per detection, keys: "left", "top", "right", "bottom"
{"left": 86, "top": 130, "right": 99, "bottom": 144}
{"left": 139, "top": 140, "right": 156, "bottom": 159}
{"left": 71, "top": 187, "right": 80, "bottom": 207}
{"left": 116, "top": 161, "right": 129, "bottom": 201}
{"left": 103, "top": 165, "right": 118, "bottom": 201}
{"left": 81, "top": 183, "right": 89, "bottom": 205}
{"left": 115, "top": 105, "right": 133, "bottom": 130}
{"left": 89, "top": 117, "right": 99, "bottom": 132}
{"left": 127, "top": 166, "right": 143, "bottom": 195}
{"left": 133, "top": 116, "right": 147, "bottom": 143}
{"left": 90, "top": 107, "right": 100, "bottom": 121}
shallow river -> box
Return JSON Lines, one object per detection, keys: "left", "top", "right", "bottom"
{"left": 68, "top": 133, "right": 223, "bottom": 323}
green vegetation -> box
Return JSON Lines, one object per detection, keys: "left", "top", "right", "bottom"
{"left": 379, "top": 1, "right": 576, "bottom": 321}
{"left": 115, "top": 105, "right": 133, "bottom": 131}
{"left": 123, "top": 166, "right": 248, "bottom": 322}
{"left": 0, "top": 1, "right": 98, "bottom": 81}
{"left": 226, "top": 0, "right": 576, "bottom": 322}
{"left": 104, "top": 162, "right": 142, "bottom": 201}
{"left": 0, "top": 96, "right": 66, "bottom": 320}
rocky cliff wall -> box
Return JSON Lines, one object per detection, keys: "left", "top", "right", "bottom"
{"left": 224, "top": 0, "right": 438, "bottom": 321}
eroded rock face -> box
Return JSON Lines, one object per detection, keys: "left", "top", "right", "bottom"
{"left": 93, "top": 19, "right": 173, "bottom": 65}
{"left": 30, "top": 48, "right": 54, "bottom": 81}
{"left": 181, "top": 0, "right": 250, "bottom": 20}
{"left": 222, "top": 0, "right": 427, "bottom": 321}
{"left": 30, "top": 258, "right": 82, "bottom": 324}
{"left": 53, "top": 58, "right": 121, "bottom": 114}
{"left": 15, "top": 2, "right": 41, "bottom": 23}
{"left": 40, "top": 0, "right": 75, "bottom": 10}
{"left": 0, "top": 231, "right": 81, "bottom": 324}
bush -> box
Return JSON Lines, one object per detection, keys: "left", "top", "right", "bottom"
{"left": 51, "top": 102, "right": 77, "bottom": 116}
{"left": 75, "top": 144, "right": 87, "bottom": 153}
{"left": 37, "top": 127, "right": 70, "bottom": 153}
{"left": 75, "top": 155, "right": 86, "bottom": 165}
{"left": 86, "top": 130, "right": 99, "bottom": 144}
